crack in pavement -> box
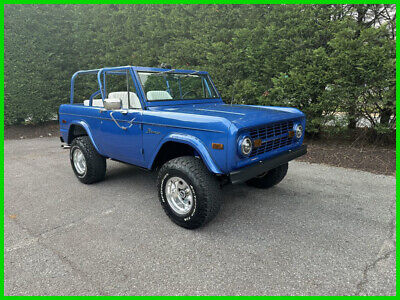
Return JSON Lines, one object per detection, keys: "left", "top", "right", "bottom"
{"left": 38, "top": 239, "right": 110, "bottom": 296}
{"left": 354, "top": 249, "right": 395, "bottom": 296}
{"left": 38, "top": 206, "right": 117, "bottom": 239}
{"left": 5, "top": 194, "right": 157, "bottom": 295}
{"left": 354, "top": 197, "right": 396, "bottom": 296}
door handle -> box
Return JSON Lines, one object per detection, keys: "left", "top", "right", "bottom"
{"left": 110, "top": 111, "right": 136, "bottom": 130}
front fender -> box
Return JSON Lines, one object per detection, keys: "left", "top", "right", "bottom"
{"left": 68, "top": 120, "right": 102, "bottom": 155}
{"left": 149, "top": 133, "right": 223, "bottom": 174}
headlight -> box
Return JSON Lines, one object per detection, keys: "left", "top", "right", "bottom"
{"left": 295, "top": 124, "right": 303, "bottom": 139}
{"left": 240, "top": 137, "right": 253, "bottom": 156}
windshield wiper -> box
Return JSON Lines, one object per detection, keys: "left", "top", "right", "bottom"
{"left": 152, "top": 70, "right": 202, "bottom": 77}
{"left": 153, "top": 69, "right": 176, "bottom": 76}
{"left": 182, "top": 71, "right": 201, "bottom": 77}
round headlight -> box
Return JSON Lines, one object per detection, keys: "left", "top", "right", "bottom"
{"left": 295, "top": 124, "right": 303, "bottom": 139}
{"left": 240, "top": 137, "right": 253, "bottom": 156}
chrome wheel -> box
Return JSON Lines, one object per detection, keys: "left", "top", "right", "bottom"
{"left": 73, "top": 148, "right": 86, "bottom": 175}
{"left": 165, "top": 176, "right": 193, "bottom": 215}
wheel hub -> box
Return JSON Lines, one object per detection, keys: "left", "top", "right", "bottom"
{"left": 165, "top": 177, "right": 193, "bottom": 215}
{"left": 73, "top": 148, "right": 87, "bottom": 175}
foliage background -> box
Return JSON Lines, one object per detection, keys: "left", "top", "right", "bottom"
{"left": 4, "top": 4, "right": 396, "bottom": 136}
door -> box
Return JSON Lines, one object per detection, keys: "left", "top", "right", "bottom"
{"left": 99, "top": 109, "right": 143, "bottom": 166}
{"left": 96, "top": 68, "right": 144, "bottom": 166}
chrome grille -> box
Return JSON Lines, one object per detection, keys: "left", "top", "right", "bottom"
{"left": 249, "top": 120, "right": 295, "bottom": 157}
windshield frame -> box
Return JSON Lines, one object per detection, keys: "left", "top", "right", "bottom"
{"left": 137, "top": 71, "right": 220, "bottom": 102}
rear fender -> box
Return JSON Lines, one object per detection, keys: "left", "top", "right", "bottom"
{"left": 150, "top": 133, "right": 222, "bottom": 174}
{"left": 68, "top": 121, "right": 102, "bottom": 155}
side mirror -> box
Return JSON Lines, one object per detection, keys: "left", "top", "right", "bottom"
{"left": 103, "top": 98, "right": 122, "bottom": 110}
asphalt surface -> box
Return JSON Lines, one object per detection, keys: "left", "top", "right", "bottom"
{"left": 4, "top": 138, "right": 396, "bottom": 296}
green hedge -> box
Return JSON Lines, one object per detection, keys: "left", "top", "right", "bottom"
{"left": 5, "top": 4, "right": 396, "bottom": 135}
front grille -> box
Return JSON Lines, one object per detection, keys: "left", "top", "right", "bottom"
{"left": 249, "top": 120, "right": 295, "bottom": 157}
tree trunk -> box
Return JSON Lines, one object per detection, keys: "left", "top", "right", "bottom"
{"left": 347, "top": 102, "right": 358, "bottom": 129}
{"left": 380, "top": 108, "right": 393, "bottom": 128}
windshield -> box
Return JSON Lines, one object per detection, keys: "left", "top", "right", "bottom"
{"left": 137, "top": 71, "right": 219, "bottom": 101}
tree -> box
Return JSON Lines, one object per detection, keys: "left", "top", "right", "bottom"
{"left": 328, "top": 20, "right": 396, "bottom": 131}
{"left": 259, "top": 5, "right": 338, "bottom": 134}
{"left": 5, "top": 5, "right": 81, "bottom": 124}
{"left": 4, "top": 4, "right": 396, "bottom": 139}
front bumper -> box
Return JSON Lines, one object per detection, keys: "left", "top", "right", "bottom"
{"left": 229, "top": 145, "right": 307, "bottom": 184}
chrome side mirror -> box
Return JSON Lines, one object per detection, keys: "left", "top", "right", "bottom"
{"left": 104, "top": 98, "right": 122, "bottom": 110}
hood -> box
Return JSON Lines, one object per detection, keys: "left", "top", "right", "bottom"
{"left": 150, "top": 103, "right": 304, "bottom": 128}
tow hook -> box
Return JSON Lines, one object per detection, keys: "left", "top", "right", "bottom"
{"left": 61, "top": 144, "right": 71, "bottom": 150}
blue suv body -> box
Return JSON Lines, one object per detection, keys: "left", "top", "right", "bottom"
{"left": 60, "top": 65, "right": 307, "bottom": 228}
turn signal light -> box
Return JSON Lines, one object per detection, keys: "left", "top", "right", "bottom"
{"left": 253, "top": 139, "right": 262, "bottom": 148}
{"left": 288, "top": 131, "right": 294, "bottom": 138}
{"left": 212, "top": 143, "right": 224, "bottom": 150}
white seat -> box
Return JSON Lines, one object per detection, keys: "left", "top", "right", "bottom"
{"left": 108, "top": 92, "right": 141, "bottom": 109}
{"left": 83, "top": 99, "right": 104, "bottom": 107}
{"left": 147, "top": 90, "right": 172, "bottom": 101}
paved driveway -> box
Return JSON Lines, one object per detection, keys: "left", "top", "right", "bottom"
{"left": 4, "top": 138, "right": 396, "bottom": 295}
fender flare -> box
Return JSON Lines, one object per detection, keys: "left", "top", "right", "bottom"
{"left": 150, "top": 133, "right": 223, "bottom": 174}
{"left": 68, "top": 121, "right": 103, "bottom": 155}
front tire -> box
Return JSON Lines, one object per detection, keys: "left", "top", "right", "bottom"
{"left": 157, "top": 156, "right": 221, "bottom": 229}
{"left": 246, "top": 163, "right": 288, "bottom": 189}
{"left": 70, "top": 136, "right": 106, "bottom": 184}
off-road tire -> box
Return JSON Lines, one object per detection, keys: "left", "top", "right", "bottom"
{"left": 70, "top": 136, "right": 106, "bottom": 184}
{"left": 246, "top": 163, "right": 288, "bottom": 189}
{"left": 157, "top": 156, "right": 221, "bottom": 229}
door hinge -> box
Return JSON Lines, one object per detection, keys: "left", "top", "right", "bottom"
{"left": 141, "top": 148, "right": 144, "bottom": 155}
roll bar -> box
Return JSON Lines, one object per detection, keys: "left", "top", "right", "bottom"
{"left": 69, "top": 65, "right": 215, "bottom": 108}
{"left": 70, "top": 66, "right": 134, "bottom": 106}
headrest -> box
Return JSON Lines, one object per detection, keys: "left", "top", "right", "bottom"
{"left": 83, "top": 99, "right": 104, "bottom": 107}
{"left": 146, "top": 91, "right": 173, "bottom": 101}
{"left": 108, "top": 91, "right": 141, "bottom": 109}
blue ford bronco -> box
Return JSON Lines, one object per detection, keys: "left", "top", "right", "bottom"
{"left": 59, "top": 65, "right": 307, "bottom": 229}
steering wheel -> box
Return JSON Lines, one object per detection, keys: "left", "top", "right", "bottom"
{"left": 182, "top": 90, "right": 197, "bottom": 99}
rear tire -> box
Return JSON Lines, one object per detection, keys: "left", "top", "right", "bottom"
{"left": 70, "top": 136, "right": 106, "bottom": 184}
{"left": 157, "top": 156, "right": 221, "bottom": 229}
{"left": 246, "top": 163, "right": 288, "bottom": 189}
